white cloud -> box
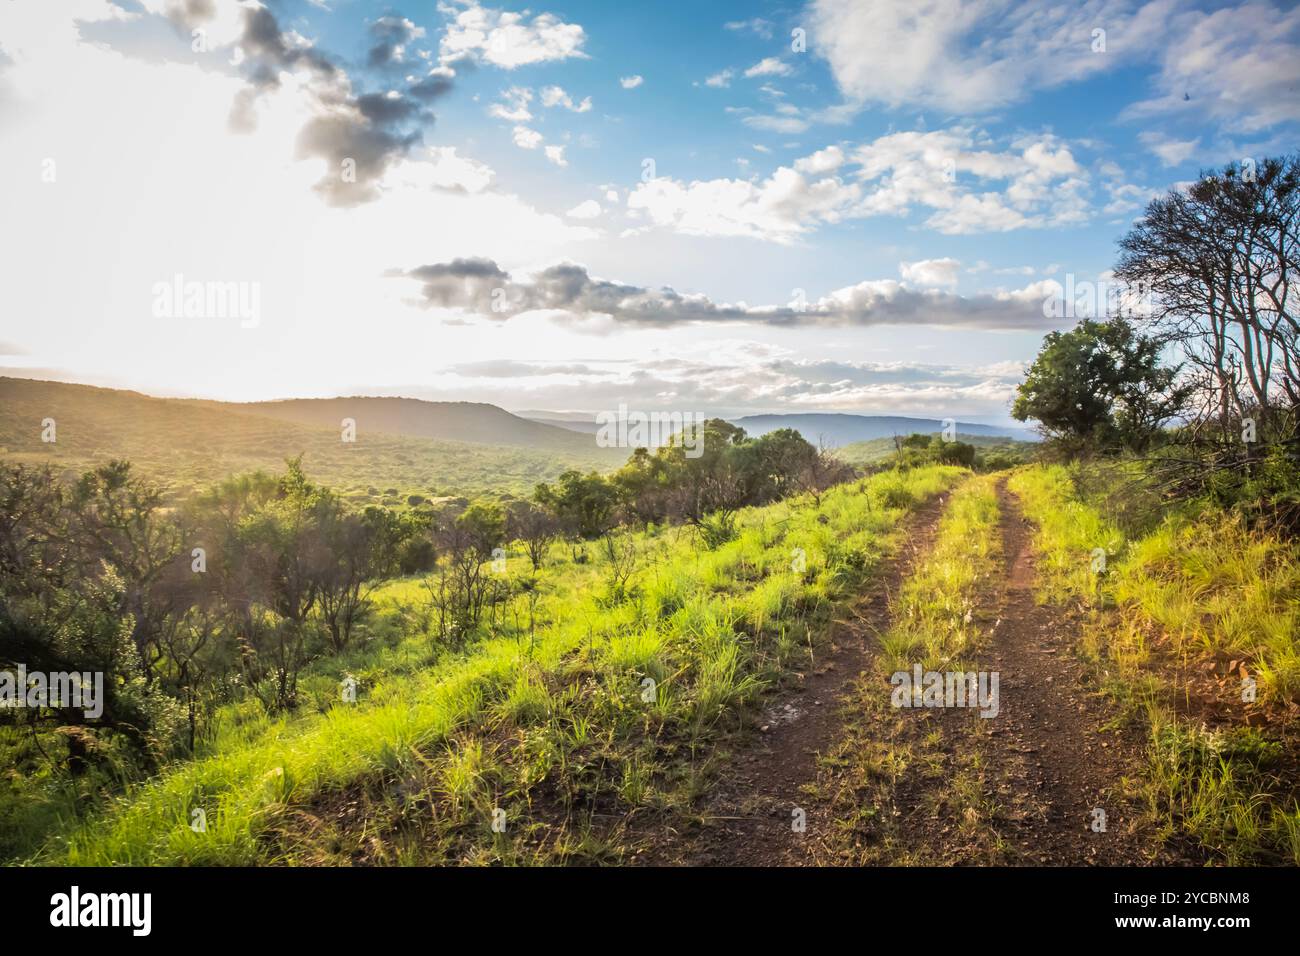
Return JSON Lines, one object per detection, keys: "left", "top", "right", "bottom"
{"left": 807, "top": 0, "right": 1171, "bottom": 112}
{"left": 852, "top": 128, "right": 1090, "bottom": 234}
{"left": 899, "top": 257, "right": 961, "bottom": 289}
{"left": 619, "top": 74, "right": 644, "bottom": 89}
{"left": 744, "top": 57, "right": 792, "bottom": 78}
{"left": 400, "top": 147, "right": 495, "bottom": 193}
{"left": 512, "top": 125, "right": 544, "bottom": 149}
{"left": 704, "top": 68, "right": 734, "bottom": 88}
{"left": 544, "top": 144, "right": 568, "bottom": 167}
{"left": 1102, "top": 181, "right": 1157, "bottom": 216}
{"left": 540, "top": 85, "right": 592, "bottom": 112}
{"left": 626, "top": 128, "right": 1096, "bottom": 242}
{"left": 742, "top": 113, "right": 809, "bottom": 134}
{"left": 627, "top": 165, "right": 862, "bottom": 243}
{"left": 724, "top": 18, "right": 774, "bottom": 39}
{"left": 440, "top": 2, "right": 587, "bottom": 69}
{"left": 566, "top": 199, "right": 601, "bottom": 219}
{"left": 793, "top": 145, "right": 845, "bottom": 175}
{"left": 1138, "top": 132, "right": 1200, "bottom": 166}
{"left": 1126, "top": 1, "right": 1300, "bottom": 132}
{"left": 427, "top": 350, "right": 1027, "bottom": 418}
{"left": 488, "top": 85, "right": 533, "bottom": 121}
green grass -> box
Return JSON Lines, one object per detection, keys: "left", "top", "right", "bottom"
{"left": 804, "top": 473, "right": 1007, "bottom": 865}
{"left": 877, "top": 474, "right": 1002, "bottom": 673}
{"left": 19, "top": 465, "right": 967, "bottom": 865}
{"left": 835, "top": 435, "right": 1036, "bottom": 469}
{"left": 1008, "top": 463, "right": 1300, "bottom": 864}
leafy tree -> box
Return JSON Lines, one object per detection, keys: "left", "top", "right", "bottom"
{"left": 534, "top": 471, "right": 619, "bottom": 540}
{"left": 610, "top": 447, "right": 673, "bottom": 526}
{"left": 1012, "top": 317, "right": 1186, "bottom": 451}
{"left": 0, "top": 464, "right": 180, "bottom": 769}
{"left": 315, "top": 506, "right": 402, "bottom": 653}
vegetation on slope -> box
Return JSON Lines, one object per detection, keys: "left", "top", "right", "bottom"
{"left": 1009, "top": 464, "right": 1300, "bottom": 864}
{"left": 12, "top": 465, "right": 966, "bottom": 865}
{"left": 0, "top": 377, "right": 623, "bottom": 502}
{"left": 836, "top": 434, "right": 1036, "bottom": 472}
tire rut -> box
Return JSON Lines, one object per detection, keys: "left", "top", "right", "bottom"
{"left": 971, "top": 477, "right": 1163, "bottom": 864}
{"left": 632, "top": 492, "right": 953, "bottom": 866}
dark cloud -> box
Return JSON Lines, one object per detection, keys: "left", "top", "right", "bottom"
{"left": 239, "top": 5, "right": 337, "bottom": 87}
{"left": 396, "top": 259, "right": 1062, "bottom": 331}
{"left": 366, "top": 15, "right": 422, "bottom": 68}
{"left": 405, "top": 258, "right": 509, "bottom": 309}
{"left": 409, "top": 74, "right": 456, "bottom": 102}
{"left": 355, "top": 92, "right": 428, "bottom": 126}
{"left": 155, "top": 3, "right": 451, "bottom": 207}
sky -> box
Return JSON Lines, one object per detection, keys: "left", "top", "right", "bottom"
{"left": 0, "top": 0, "right": 1297, "bottom": 425}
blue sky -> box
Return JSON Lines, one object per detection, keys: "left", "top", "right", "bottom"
{"left": 1, "top": 0, "right": 1298, "bottom": 424}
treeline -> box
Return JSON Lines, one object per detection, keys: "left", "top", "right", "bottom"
{"left": 1012, "top": 153, "right": 1300, "bottom": 526}
{"left": 0, "top": 420, "right": 847, "bottom": 774}
{"left": 887, "top": 434, "right": 1027, "bottom": 472}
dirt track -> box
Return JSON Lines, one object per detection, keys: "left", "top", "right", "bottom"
{"left": 636, "top": 477, "right": 1187, "bottom": 866}
{"left": 633, "top": 494, "right": 949, "bottom": 865}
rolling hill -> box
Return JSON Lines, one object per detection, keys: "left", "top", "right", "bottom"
{"left": 0, "top": 378, "right": 622, "bottom": 502}
{"left": 520, "top": 410, "right": 1038, "bottom": 446}
{"left": 731, "top": 413, "right": 1036, "bottom": 446}
{"left": 238, "top": 396, "right": 600, "bottom": 452}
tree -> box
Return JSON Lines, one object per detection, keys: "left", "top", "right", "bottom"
{"left": 423, "top": 502, "right": 507, "bottom": 645}
{"left": 534, "top": 471, "right": 618, "bottom": 540}
{"left": 740, "top": 428, "right": 819, "bottom": 505}
{"left": 507, "top": 500, "right": 561, "bottom": 570}
{"left": 315, "top": 506, "right": 401, "bottom": 653}
{"left": 611, "top": 447, "right": 673, "bottom": 526}
{"left": 1115, "top": 155, "right": 1300, "bottom": 435}
{"left": 66, "top": 460, "right": 185, "bottom": 679}
{"left": 0, "top": 464, "right": 179, "bottom": 769}
{"left": 1012, "top": 317, "right": 1186, "bottom": 451}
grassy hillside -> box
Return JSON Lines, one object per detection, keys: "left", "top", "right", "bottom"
{"left": 1010, "top": 464, "right": 1300, "bottom": 864}
{"left": 239, "top": 396, "right": 603, "bottom": 452}
{"left": 12, "top": 465, "right": 967, "bottom": 865}
{"left": 0, "top": 378, "right": 622, "bottom": 501}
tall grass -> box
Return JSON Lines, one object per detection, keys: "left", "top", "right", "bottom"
{"left": 29, "top": 465, "right": 967, "bottom": 865}
{"left": 1008, "top": 464, "right": 1300, "bottom": 864}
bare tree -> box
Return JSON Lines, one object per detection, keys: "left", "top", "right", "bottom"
{"left": 1116, "top": 155, "right": 1300, "bottom": 438}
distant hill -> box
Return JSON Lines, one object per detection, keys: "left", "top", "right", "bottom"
{"left": 240, "top": 396, "right": 600, "bottom": 452}
{"left": 514, "top": 409, "right": 595, "bottom": 424}
{"left": 520, "top": 409, "right": 1039, "bottom": 446}
{"left": 0, "top": 378, "right": 622, "bottom": 502}
{"left": 731, "top": 413, "right": 1036, "bottom": 447}
{"left": 521, "top": 415, "right": 603, "bottom": 435}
